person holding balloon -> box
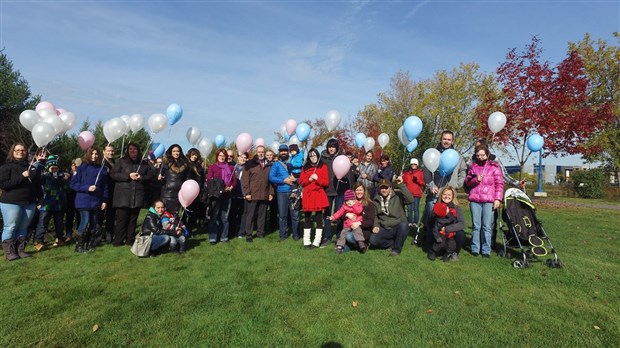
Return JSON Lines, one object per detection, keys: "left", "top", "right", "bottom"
{"left": 269, "top": 145, "right": 300, "bottom": 241}
{"left": 299, "top": 148, "right": 329, "bottom": 248}
{"left": 139, "top": 200, "right": 172, "bottom": 255}
{"left": 70, "top": 147, "right": 109, "bottom": 253}
{"left": 99, "top": 144, "right": 117, "bottom": 245}
{"left": 465, "top": 145, "right": 504, "bottom": 258}
{"left": 356, "top": 151, "right": 378, "bottom": 198}
{"left": 372, "top": 154, "right": 394, "bottom": 184}
{"left": 206, "top": 149, "right": 237, "bottom": 244}
{"left": 110, "top": 143, "right": 155, "bottom": 247}
{"left": 159, "top": 144, "right": 189, "bottom": 214}
{"left": 185, "top": 148, "right": 206, "bottom": 232}
{"left": 402, "top": 158, "right": 426, "bottom": 229}
{"left": 0, "top": 143, "right": 42, "bottom": 261}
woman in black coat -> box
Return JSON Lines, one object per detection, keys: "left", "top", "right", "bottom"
{"left": 0, "top": 143, "right": 42, "bottom": 261}
{"left": 110, "top": 143, "right": 155, "bottom": 246}
{"left": 185, "top": 148, "right": 206, "bottom": 232}
{"left": 158, "top": 144, "right": 188, "bottom": 214}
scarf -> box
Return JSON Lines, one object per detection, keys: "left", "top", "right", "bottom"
{"left": 218, "top": 162, "right": 233, "bottom": 186}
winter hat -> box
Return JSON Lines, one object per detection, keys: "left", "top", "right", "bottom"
{"left": 45, "top": 155, "right": 59, "bottom": 170}
{"left": 288, "top": 144, "right": 299, "bottom": 152}
{"left": 410, "top": 158, "right": 419, "bottom": 165}
{"left": 433, "top": 202, "right": 449, "bottom": 218}
{"left": 278, "top": 144, "right": 289, "bottom": 152}
{"left": 344, "top": 189, "right": 355, "bottom": 201}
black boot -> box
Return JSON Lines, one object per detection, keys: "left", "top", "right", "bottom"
{"left": 16, "top": 237, "right": 32, "bottom": 258}
{"left": 2, "top": 239, "right": 19, "bottom": 261}
{"left": 75, "top": 234, "right": 86, "bottom": 253}
{"left": 85, "top": 232, "right": 96, "bottom": 252}
{"left": 178, "top": 240, "right": 186, "bottom": 254}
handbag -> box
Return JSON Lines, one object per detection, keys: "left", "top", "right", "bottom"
{"left": 130, "top": 233, "right": 153, "bottom": 257}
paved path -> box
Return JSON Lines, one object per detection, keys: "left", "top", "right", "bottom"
{"left": 532, "top": 198, "right": 620, "bottom": 211}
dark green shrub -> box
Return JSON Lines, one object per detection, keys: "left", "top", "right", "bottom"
{"left": 572, "top": 168, "right": 606, "bottom": 198}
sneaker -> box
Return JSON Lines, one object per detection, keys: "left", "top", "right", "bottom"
{"left": 53, "top": 238, "right": 65, "bottom": 247}
{"left": 357, "top": 241, "right": 368, "bottom": 254}
{"left": 427, "top": 251, "right": 436, "bottom": 261}
{"left": 482, "top": 254, "right": 491, "bottom": 259}
{"left": 209, "top": 241, "right": 217, "bottom": 245}
{"left": 449, "top": 253, "right": 459, "bottom": 262}
{"left": 335, "top": 246, "right": 344, "bottom": 254}
{"left": 34, "top": 242, "right": 46, "bottom": 251}
{"left": 389, "top": 250, "right": 400, "bottom": 257}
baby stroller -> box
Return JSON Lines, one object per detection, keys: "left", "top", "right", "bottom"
{"left": 498, "top": 188, "right": 563, "bottom": 269}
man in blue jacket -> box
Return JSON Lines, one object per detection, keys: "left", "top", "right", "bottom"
{"left": 268, "top": 145, "right": 300, "bottom": 241}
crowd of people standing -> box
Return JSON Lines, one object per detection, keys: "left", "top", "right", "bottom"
{"left": 1, "top": 130, "right": 524, "bottom": 261}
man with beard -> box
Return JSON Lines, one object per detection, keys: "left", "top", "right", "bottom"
{"left": 422, "top": 130, "right": 467, "bottom": 251}
{"left": 268, "top": 145, "right": 300, "bottom": 241}
{"left": 241, "top": 145, "right": 273, "bottom": 242}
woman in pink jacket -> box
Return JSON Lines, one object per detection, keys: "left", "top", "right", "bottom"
{"left": 465, "top": 145, "right": 503, "bottom": 258}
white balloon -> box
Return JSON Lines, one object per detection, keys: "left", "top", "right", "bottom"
{"left": 103, "top": 117, "right": 128, "bottom": 143}
{"left": 186, "top": 127, "right": 202, "bottom": 146}
{"left": 129, "top": 114, "right": 145, "bottom": 133}
{"left": 271, "top": 141, "right": 280, "bottom": 153}
{"left": 59, "top": 112, "right": 77, "bottom": 132}
{"left": 197, "top": 137, "right": 213, "bottom": 157}
{"left": 31, "top": 122, "right": 56, "bottom": 147}
{"left": 325, "top": 110, "right": 341, "bottom": 131}
{"left": 488, "top": 111, "right": 507, "bottom": 134}
{"left": 120, "top": 115, "right": 130, "bottom": 128}
{"left": 288, "top": 135, "right": 300, "bottom": 146}
{"left": 423, "top": 148, "right": 441, "bottom": 173}
{"left": 363, "top": 137, "right": 375, "bottom": 152}
{"left": 148, "top": 113, "right": 168, "bottom": 134}
{"left": 42, "top": 113, "right": 66, "bottom": 136}
{"left": 37, "top": 108, "right": 57, "bottom": 119}
{"left": 397, "top": 126, "right": 409, "bottom": 146}
{"left": 19, "top": 110, "right": 41, "bottom": 131}
{"left": 378, "top": 133, "right": 390, "bottom": 149}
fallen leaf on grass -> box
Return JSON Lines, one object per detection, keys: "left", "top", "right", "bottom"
{"left": 352, "top": 301, "right": 358, "bottom": 308}
{"left": 454, "top": 291, "right": 461, "bottom": 296}
{"left": 92, "top": 324, "right": 99, "bottom": 332}
{"left": 425, "top": 309, "right": 433, "bottom": 313}
{"left": 593, "top": 325, "right": 601, "bottom": 330}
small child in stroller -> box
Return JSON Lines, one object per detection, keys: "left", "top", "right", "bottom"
{"left": 427, "top": 202, "right": 458, "bottom": 262}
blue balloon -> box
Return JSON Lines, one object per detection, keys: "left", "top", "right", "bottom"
{"left": 295, "top": 122, "right": 311, "bottom": 142}
{"left": 406, "top": 139, "right": 418, "bottom": 153}
{"left": 526, "top": 133, "right": 544, "bottom": 152}
{"left": 215, "top": 134, "right": 226, "bottom": 148}
{"left": 438, "top": 149, "right": 459, "bottom": 177}
{"left": 151, "top": 142, "right": 165, "bottom": 158}
{"left": 166, "top": 103, "right": 183, "bottom": 126}
{"left": 354, "top": 133, "right": 366, "bottom": 149}
{"left": 403, "top": 116, "right": 423, "bottom": 141}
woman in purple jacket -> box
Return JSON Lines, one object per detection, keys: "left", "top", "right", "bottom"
{"left": 206, "top": 149, "right": 236, "bottom": 244}
{"left": 465, "top": 145, "right": 503, "bottom": 258}
{"left": 70, "top": 147, "right": 108, "bottom": 253}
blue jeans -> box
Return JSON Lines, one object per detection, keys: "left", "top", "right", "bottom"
{"left": 77, "top": 209, "right": 99, "bottom": 236}
{"left": 470, "top": 202, "right": 494, "bottom": 255}
{"left": 151, "top": 234, "right": 170, "bottom": 251}
{"left": 323, "top": 195, "right": 344, "bottom": 241}
{"left": 1, "top": 202, "right": 36, "bottom": 241}
{"left": 276, "top": 192, "right": 300, "bottom": 240}
{"left": 209, "top": 195, "right": 232, "bottom": 242}
{"left": 407, "top": 197, "right": 421, "bottom": 225}
{"left": 36, "top": 210, "right": 65, "bottom": 242}
{"left": 369, "top": 221, "right": 409, "bottom": 254}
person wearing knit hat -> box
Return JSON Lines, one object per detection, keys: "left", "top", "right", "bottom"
{"left": 427, "top": 201, "right": 458, "bottom": 261}
{"left": 327, "top": 189, "right": 367, "bottom": 254}
{"left": 35, "top": 155, "right": 69, "bottom": 251}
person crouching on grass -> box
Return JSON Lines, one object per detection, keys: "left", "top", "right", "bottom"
{"left": 328, "top": 189, "right": 367, "bottom": 254}
{"left": 140, "top": 200, "right": 172, "bottom": 255}
{"left": 162, "top": 210, "right": 189, "bottom": 254}
{"left": 427, "top": 202, "right": 458, "bottom": 262}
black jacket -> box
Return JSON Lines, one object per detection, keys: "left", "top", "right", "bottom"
{"left": 110, "top": 157, "right": 155, "bottom": 209}
{"left": 140, "top": 210, "right": 167, "bottom": 236}
{"left": 160, "top": 159, "right": 188, "bottom": 208}
{"left": 0, "top": 160, "right": 42, "bottom": 205}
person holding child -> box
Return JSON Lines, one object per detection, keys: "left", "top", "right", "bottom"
{"left": 299, "top": 148, "right": 329, "bottom": 248}
{"left": 328, "top": 189, "right": 367, "bottom": 254}
{"left": 427, "top": 201, "right": 458, "bottom": 261}
{"left": 140, "top": 200, "right": 172, "bottom": 254}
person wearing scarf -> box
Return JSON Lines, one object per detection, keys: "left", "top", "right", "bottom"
{"left": 206, "top": 149, "right": 236, "bottom": 244}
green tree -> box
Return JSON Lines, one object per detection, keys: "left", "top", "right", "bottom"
{"left": 570, "top": 32, "right": 620, "bottom": 182}
{"left": 0, "top": 50, "right": 40, "bottom": 163}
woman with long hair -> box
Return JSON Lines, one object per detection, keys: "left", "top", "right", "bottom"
{"left": 70, "top": 147, "right": 108, "bottom": 253}
{"left": 299, "top": 148, "right": 329, "bottom": 248}
{"left": 206, "top": 149, "right": 236, "bottom": 244}
{"left": 159, "top": 144, "right": 189, "bottom": 214}
{"left": 342, "top": 182, "right": 377, "bottom": 253}
{"left": 185, "top": 148, "right": 206, "bottom": 232}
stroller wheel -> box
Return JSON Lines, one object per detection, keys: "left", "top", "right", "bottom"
{"left": 513, "top": 260, "right": 524, "bottom": 268}
{"left": 555, "top": 258, "right": 563, "bottom": 269}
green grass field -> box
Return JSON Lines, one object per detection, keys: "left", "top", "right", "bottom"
{"left": 1, "top": 202, "right": 618, "bottom": 347}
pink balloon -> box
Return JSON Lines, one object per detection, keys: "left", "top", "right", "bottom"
{"left": 255, "top": 138, "right": 265, "bottom": 147}
{"left": 332, "top": 155, "right": 351, "bottom": 180}
{"left": 36, "top": 101, "right": 55, "bottom": 112}
{"left": 55, "top": 108, "right": 67, "bottom": 116}
{"left": 285, "top": 119, "right": 297, "bottom": 136}
{"left": 236, "top": 132, "right": 253, "bottom": 155}
{"left": 178, "top": 180, "right": 200, "bottom": 208}
{"left": 77, "top": 131, "right": 95, "bottom": 150}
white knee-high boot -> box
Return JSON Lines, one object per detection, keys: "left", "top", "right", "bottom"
{"left": 313, "top": 229, "right": 323, "bottom": 248}
{"left": 303, "top": 228, "right": 312, "bottom": 247}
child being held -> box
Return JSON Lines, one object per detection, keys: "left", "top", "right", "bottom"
{"left": 288, "top": 144, "right": 304, "bottom": 180}
{"left": 428, "top": 202, "right": 458, "bottom": 262}
{"left": 328, "top": 189, "right": 367, "bottom": 254}
{"left": 161, "top": 211, "right": 190, "bottom": 254}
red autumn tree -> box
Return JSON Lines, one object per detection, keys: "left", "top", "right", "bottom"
{"left": 475, "top": 37, "right": 611, "bottom": 174}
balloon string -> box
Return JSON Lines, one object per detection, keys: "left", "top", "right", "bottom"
{"left": 94, "top": 147, "right": 107, "bottom": 186}
{"left": 136, "top": 137, "right": 154, "bottom": 173}
{"left": 400, "top": 147, "right": 407, "bottom": 176}
{"left": 120, "top": 134, "right": 126, "bottom": 158}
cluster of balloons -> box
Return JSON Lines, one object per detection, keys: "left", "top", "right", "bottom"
{"left": 280, "top": 119, "right": 312, "bottom": 144}
{"left": 178, "top": 179, "right": 199, "bottom": 208}
{"left": 353, "top": 132, "right": 390, "bottom": 152}
{"left": 20, "top": 101, "right": 78, "bottom": 147}
{"left": 397, "top": 116, "right": 423, "bottom": 153}
{"left": 422, "top": 148, "right": 460, "bottom": 177}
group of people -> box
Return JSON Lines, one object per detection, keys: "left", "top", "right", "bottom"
{"left": 1, "top": 130, "right": 522, "bottom": 261}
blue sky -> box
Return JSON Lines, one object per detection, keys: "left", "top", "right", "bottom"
{"left": 1, "top": 0, "right": 618, "bottom": 166}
